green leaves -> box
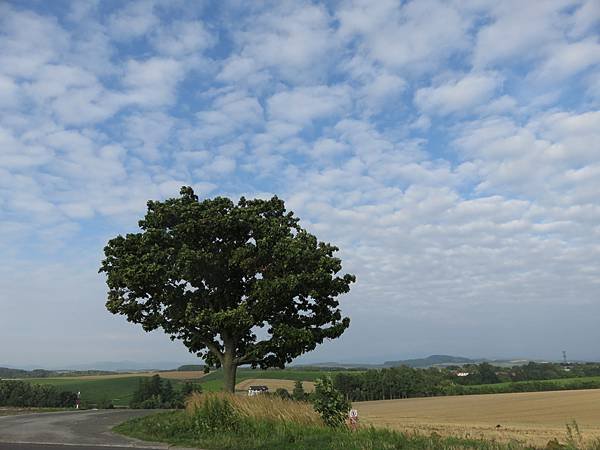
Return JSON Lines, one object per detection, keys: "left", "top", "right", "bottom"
{"left": 312, "top": 376, "right": 351, "bottom": 428}
{"left": 100, "top": 186, "right": 355, "bottom": 390}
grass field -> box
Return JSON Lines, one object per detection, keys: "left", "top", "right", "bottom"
{"left": 356, "top": 389, "right": 600, "bottom": 446}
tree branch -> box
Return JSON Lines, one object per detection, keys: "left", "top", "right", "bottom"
{"left": 202, "top": 340, "right": 224, "bottom": 361}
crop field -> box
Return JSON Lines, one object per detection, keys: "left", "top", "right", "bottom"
{"left": 19, "top": 370, "right": 205, "bottom": 406}
{"left": 235, "top": 378, "right": 316, "bottom": 393}
{"left": 356, "top": 389, "right": 600, "bottom": 446}
{"left": 199, "top": 368, "right": 346, "bottom": 392}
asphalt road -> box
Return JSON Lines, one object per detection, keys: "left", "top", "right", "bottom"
{"left": 0, "top": 409, "right": 191, "bottom": 449}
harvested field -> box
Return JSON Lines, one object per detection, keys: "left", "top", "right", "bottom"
{"left": 236, "top": 378, "right": 315, "bottom": 393}
{"left": 356, "top": 389, "right": 600, "bottom": 446}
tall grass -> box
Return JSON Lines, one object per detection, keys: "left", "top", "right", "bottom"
{"left": 186, "top": 392, "right": 322, "bottom": 426}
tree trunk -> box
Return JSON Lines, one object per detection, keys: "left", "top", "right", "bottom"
{"left": 222, "top": 352, "right": 237, "bottom": 393}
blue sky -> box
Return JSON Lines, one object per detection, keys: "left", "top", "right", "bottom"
{"left": 1, "top": 0, "right": 600, "bottom": 367}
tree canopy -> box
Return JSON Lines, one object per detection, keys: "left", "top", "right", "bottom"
{"left": 100, "top": 187, "right": 355, "bottom": 391}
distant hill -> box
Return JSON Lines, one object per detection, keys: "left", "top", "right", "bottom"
{"left": 0, "top": 367, "right": 55, "bottom": 378}
{"left": 65, "top": 360, "right": 197, "bottom": 371}
{"left": 177, "top": 364, "right": 205, "bottom": 371}
{"left": 0, "top": 367, "right": 116, "bottom": 379}
{"left": 383, "top": 355, "right": 477, "bottom": 368}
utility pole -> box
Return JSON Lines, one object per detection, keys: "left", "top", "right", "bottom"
{"left": 562, "top": 351, "right": 567, "bottom": 365}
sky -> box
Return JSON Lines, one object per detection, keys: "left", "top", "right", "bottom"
{"left": 1, "top": 0, "right": 600, "bottom": 368}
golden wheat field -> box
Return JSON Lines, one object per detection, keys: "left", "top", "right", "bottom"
{"left": 356, "top": 389, "right": 600, "bottom": 446}
{"left": 235, "top": 378, "right": 316, "bottom": 393}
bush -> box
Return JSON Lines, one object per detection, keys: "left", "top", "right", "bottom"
{"left": 275, "top": 388, "right": 292, "bottom": 400}
{"left": 0, "top": 380, "right": 76, "bottom": 408}
{"left": 130, "top": 375, "right": 189, "bottom": 409}
{"left": 312, "top": 376, "right": 350, "bottom": 428}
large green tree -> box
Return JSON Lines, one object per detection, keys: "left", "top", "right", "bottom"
{"left": 100, "top": 187, "right": 355, "bottom": 392}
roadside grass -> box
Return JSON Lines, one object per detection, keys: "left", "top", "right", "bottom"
{"left": 25, "top": 376, "right": 184, "bottom": 407}
{"left": 115, "top": 408, "right": 526, "bottom": 450}
{"left": 0, "top": 407, "right": 68, "bottom": 416}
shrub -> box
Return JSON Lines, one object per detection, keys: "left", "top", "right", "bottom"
{"left": 274, "top": 387, "right": 292, "bottom": 400}
{"left": 130, "top": 374, "right": 188, "bottom": 409}
{"left": 190, "top": 394, "right": 239, "bottom": 433}
{"left": 312, "top": 376, "right": 350, "bottom": 428}
{"left": 292, "top": 380, "right": 306, "bottom": 401}
{"left": 0, "top": 380, "right": 76, "bottom": 408}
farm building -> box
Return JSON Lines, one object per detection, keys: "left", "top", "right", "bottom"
{"left": 247, "top": 385, "right": 269, "bottom": 396}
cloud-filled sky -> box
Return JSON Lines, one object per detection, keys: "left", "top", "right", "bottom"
{"left": 1, "top": 0, "right": 600, "bottom": 368}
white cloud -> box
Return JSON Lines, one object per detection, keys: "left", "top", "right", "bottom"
{"left": 108, "top": 1, "right": 158, "bottom": 40}
{"left": 414, "top": 72, "right": 502, "bottom": 116}
{"left": 569, "top": 0, "right": 600, "bottom": 38}
{"left": 0, "top": 6, "right": 69, "bottom": 77}
{"left": 531, "top": 38, "right": 600, "bottom": 83}
{"left": 0, "top": 75, "right": 20, "bottom": 109}
{"left": 232, "top": 2, "right": 337, "bottom": 83}
{"left": 122, "top": 57, "right": 185, "bottom": 107}
{"left": 2, "top": 1, "right": 600, "bottom": 364}
{"left": 310, "top": 138, "right": 349, "bottom": 159}
{"left": 152, "top": 20, "right": 214, "bottom": 56}
{"left": 337, "top": 0, "right": 470, "bottom": 73}
{"left": 267, "top": 85, "right": 351, "bottom": 125}
{"left": 472, "top": 0, "right": 568, "bottom": 68}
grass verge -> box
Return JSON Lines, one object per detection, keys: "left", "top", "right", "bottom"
{"left": 114, "top": 393, "right": 546, "bottom": 450}
{"left": 0, "top": 407, "right": 68, "bottom": 416}
{"left": 115, "top": 410, "right": 530, "bottom": 450}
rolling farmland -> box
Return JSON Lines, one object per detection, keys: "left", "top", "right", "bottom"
{"left": 357, "top": 389, "right": 600, "bottom": 446}
{"left": 21, "top": 371, "right": 205, "bottom": 406}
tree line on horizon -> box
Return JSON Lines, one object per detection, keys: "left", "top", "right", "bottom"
{"left": 332, "top": 362, "right": 600, "bottom": 401}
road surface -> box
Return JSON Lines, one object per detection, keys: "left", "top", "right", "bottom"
{"left": 0, "top": 409, "right": 191, "bottom": 449}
